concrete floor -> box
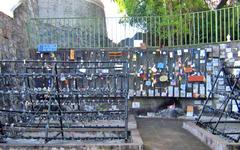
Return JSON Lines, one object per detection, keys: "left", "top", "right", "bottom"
{"left": 137, "top": 118, "right": 211, "bottom": 150}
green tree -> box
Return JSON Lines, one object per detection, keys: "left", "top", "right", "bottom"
{"left": 114, "top": 0, "right": 210, "bottom": 46}
{"left": 114, "top": 0, "right": 209, "bottom": 16}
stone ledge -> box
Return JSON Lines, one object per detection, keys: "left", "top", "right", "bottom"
{"left": 0, "top": 129, "right": 143, "bottom": 150}
{"left": 0, "top": 115, "right": 143, "bottom": 150}
{"left": 183, "top": 121, "right": 240, "bottom": 150}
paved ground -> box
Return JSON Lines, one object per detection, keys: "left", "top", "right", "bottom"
{"left": 137, "top": 118, "right": 211, "bottom": 150}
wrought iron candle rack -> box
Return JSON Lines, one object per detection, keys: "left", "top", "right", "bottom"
{"left": 0, "top": 60, "right": 129, "bottom": 143}
{"left": 196, "top": 63, "right": 240, "bottom": 143}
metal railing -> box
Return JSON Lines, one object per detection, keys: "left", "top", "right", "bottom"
{"left": 27, "top": 5, "right": 240, "bottom": 49}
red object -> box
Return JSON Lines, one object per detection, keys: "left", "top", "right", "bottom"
{"left": 184, "top": 67, "right": 193, "bottom": 73}
{"left": 140, "top": 73, "right": 147, "bottom": 81}
{"left": 109, "top": 52, "right": 123, "bottom": 57}
{"left": 188, "top": 76, "right": 205, "bottom": 82}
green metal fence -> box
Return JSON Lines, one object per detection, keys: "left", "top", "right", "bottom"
{"left": 27, "top": 5, "right": 240, "bottom": 49}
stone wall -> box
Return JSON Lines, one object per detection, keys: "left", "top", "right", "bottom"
{"left": 0, "top": 12, "right": 17, "bottom": 59}
{"left": 13, "top": 0, "right": 107, "bottom": 54}
{"left": 38, "top": 0, "right": 105, "bottom": 18}
{"left": 13, "top": 0, "right": 39, "bottom": 58}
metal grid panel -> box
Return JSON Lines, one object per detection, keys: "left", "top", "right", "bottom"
{"left": 0, "top": 60, "right": 129, "bottom": 143}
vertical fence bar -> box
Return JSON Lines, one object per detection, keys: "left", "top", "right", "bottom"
{"left": 146, "top": 17, "right": 149, "bottom": 47}
{"left": 159, "top": 16, "right": 161, "bottom": 47}
{"left": 189, "top": 13, "right": 192, "bottom": 45}
{"left": 175, "top": 15, "right": 178, "bottom": 46}
{"left": 66, "top": 19, "right": 69, "bottom": 48}
{"left": 184, "top": 14, "right": 187, "bottom": 45}
{"left": 163, "top": 17, "right": 166, "bottom": 47}
{"left": 211, "top": 11, "right": 213, "bottom": 43}
{"left": 176, "top": 15, "right": 179, "bottom": 46}
{"left": 168, "top": 16, "right": 171, "bottom": 46}
{"left": 206, "top": 11, "right": 209, "bottom": 43}
{"left": 116, "top": 17, "right": 118, "bottom": 48}
{"left": 238, "top": 6, "right": 240, "bottom": 40}
{"left": 180, "top": 13, "right": 183, "bottom": 46}
{"left": 215, "top": 10, "right": 218, "bottom": 43}
{"left": 224, "top": 8, "right": 226, "bottom": 41}
{"left": 124, "top": 17, "right": 127, "bottom": 48}
{"left": 193, "top": 13, "right": 196, "bottom": 45}
{"left": 72, "top": 19, "right": 75, "bottom": 48}
{"left": 90, "top": 18, "right": 93, "bottom": 48}
{"left": 172, "top": 16, "right": 175, "bottom": 46}
{"left": 154, "top": 16, "right": 157, "bottom": 47}
{"left": 150, "top": 16, "right": 152, "bottom": 47}
{"left": 55, "top": 19, "right": 58, "bottom": 47}
{"left": 93, "top": 18, "right": 96, "bottom": 48}
{"left": 49, "top": 19, "right": 52, "bottom": 44}
{"left": 202, "top": 12, "right": 204, "bottom": 43}
{"left": 97, "top": 17, "right": 100, "bottom": 48}
{"left": 53, "top": 19, "right": 55, "bottom": 45}
{"left": 36, "top": 19, "right": 40, "bottom": 48}
{"left": 197, "top": 12, "right": 200, "bottom": 44}
{"left": 228, "top": 7, "right": 231, "bottom": 37}
{"left": 233, "top": 7, "right": 235, "bottom": 41}
{"left": 220, "top": 10, "right": 222, "bottom": 42}
{"left": 111, "top": 18, "right": 114, "bottom": 48}
{"left": 138, "top": 17, "right": 145, "bottom": 47}
{"left": 102, "top": 18, "right": 104, "bottom": 47}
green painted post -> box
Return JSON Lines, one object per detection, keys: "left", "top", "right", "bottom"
{"left": 233, "top": 7, "right": 235, "bottom": 41}
{"left": 215, "top": 10, "right": 218, "bottom": 43}
{"left": 189, "top": 14, "right": 192, "bottom": 45}
{"left": 228, "top": 7, "right": 230, "bottom": 37}
{"left": 224, "top": 8, "right": 226, "bottom": 42}
{"left": 211, "top": 11, "right": 213, "bottom": 43}
{"left": 197, "top": 12, "right": 200, "bottom": 44}
{"left": 206, "top": 11, "right": 209, "bottom": 43}
{"left": 220, "top": 10, "right": 222, "bottom": 42}
{"left": 202, "top": 12, "right": 204, "bottom": 43}
{"left": 159, "top": 16, "right": 161, "bottom": 47}
{"left": 168, "top": 16, "right": 171, "bottom": 46}
{"left": 238, "top": 6, "right": 240, "bottom": 40}
{"left": 150, "top": 17, "right": 152, "bottom": 47}
{"left": 154, "top": 16, "right": 157, "bottom": 47}
{"left": 193, "top": 13, "right": 195, "bottom": 45}
{"left": 180, "top": 14, "right": 183, "bottom": 46}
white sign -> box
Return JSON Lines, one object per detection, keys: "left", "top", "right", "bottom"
{"left": 132, "top": 102, "right": 140, "bottom": 108}
{"left": 134, "top": 40, "right": 143, "bottom": 47}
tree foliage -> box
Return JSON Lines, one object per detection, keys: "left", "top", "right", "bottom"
{"left": 114, "top": 0, "right": 209, "bottom": 16}
{"left": 114, "top": 0, "right": 210, "bottom": 46}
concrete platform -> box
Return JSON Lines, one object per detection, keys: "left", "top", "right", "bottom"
{"left": 183, "top": 121, "right": 240, "bottom": 150}
{"left": 137, "top": 118, "right": 210, "bottom": 150}
{"left": 0, "top": 115, "right": 143, "bottom": 150}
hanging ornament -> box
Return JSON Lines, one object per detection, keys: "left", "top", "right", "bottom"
{"left": 227, "top": 34, "right": 231, "bottom": 42}
{"left": 70, "top": 49, "right": 75, "bottom": 61}
{"left": 132, "top": 53, "right": 137, "bottom": 61}
{"left": 151, "top": 64, "right": 157, "bottom": 73}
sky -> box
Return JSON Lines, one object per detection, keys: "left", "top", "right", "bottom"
{"left": 0, "top": 0, "right": 138, "bottom": 43}
{"left": 0, "top": 0, "right": 20, "bottom": 17}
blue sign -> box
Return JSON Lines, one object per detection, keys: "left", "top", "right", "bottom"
{"left": 157, "top": 63, "right": 164, "bottom": 69}
{"left": 38, "top": 44, "right": 57, "bottom": 52}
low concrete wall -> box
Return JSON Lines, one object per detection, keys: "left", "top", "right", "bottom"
{"left": 183, "top": 121, "right": 240, "bottom": 150}
{"left": 0, "top": 142, "right": 142, "bottom": 150}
